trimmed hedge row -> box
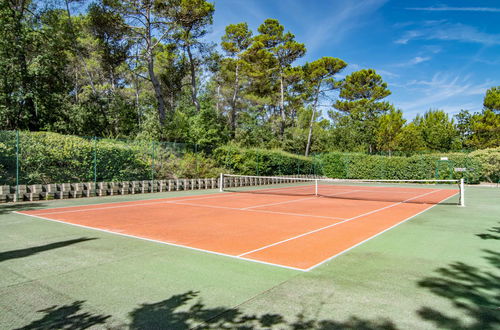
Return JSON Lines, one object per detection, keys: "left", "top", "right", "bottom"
{"left": 1, "top": 131, "right": 498, "bottom": 186}
{"left": 212, "top": 145, "right": 317, "bottom": 176}
{"left": 0, "top": 131, "right": 222, "bottom": 185}
{"left": 318, "top": 148, "right": 500, "bottom": 183}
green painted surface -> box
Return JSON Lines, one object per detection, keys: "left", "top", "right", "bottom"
{"left": 0, "top": 187, "right": 498, "bottom": 329}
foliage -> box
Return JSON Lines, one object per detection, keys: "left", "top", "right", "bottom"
{"left": 0, "top": 1, "right": 498, "bottom": 157}
{"left": 319, "top": 151, "right": 483, "bottom": 183}
{"left": 483, "top": 86, "right": 500, "bottom": 112}
{"left": 469, "top": 147, "right": 500, "bottom": 183}
{"left": 0, "top": 131, "right": 223, "bottom": 185}
{"left": 212, "top": 145, "right": 315, "bottom": 176}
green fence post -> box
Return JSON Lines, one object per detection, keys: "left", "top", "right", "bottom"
{"left": 256, "top": 153, "right": 260, "bottom": 176}
{"left": 151, "top": 141, "right": 155, "bottom": 181}
{"left": 15, "top": 130, "right": 19, "bottom": 202}
{"left": 93, "top": 137, "right": 97, "bottom": 190}
{"left": 195, "top": 144, "right": 198, "bottom": 178}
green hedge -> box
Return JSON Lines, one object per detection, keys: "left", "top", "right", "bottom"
{"left": 0, "top": 131, "right": 223, "bottom": 185}
{"left": 318, "top": 150, "right": 498, "bottom": 183}
{"left": 213, "top": 145, "right": 317, "bottom": 176}
{"left": 1, "top": 131, "right": 497, "bottom": 186}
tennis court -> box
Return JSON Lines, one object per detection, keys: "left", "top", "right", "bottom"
{"left": 15, "top": 175, "right": 461, "bottom": 271}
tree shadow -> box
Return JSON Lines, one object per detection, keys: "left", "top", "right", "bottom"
{"left": 476, "top": 223, "right": 500, "bottom": 240}
{"left": 417, "top": 249, "right": 500, "bottom": 329}
{"left": 129, "top": 290, "right": 398, "bottom": 330}
{"left": 0, "top": 237, "right": 97, "bottom": 262}
{"left": 14, "top": 300, "right": 110, "bottom": 330}
{"left": 0, "top": 202, "right": 51, "bottom": 215}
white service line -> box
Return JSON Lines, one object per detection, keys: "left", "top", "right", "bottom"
{"left": 237, "top": 189, "right": 441, "bottom": 257}
{"left": 27, "top": 191, "right": 246, "bottom": 216}
{"left": 169, "top": 201, "right": 346, "bottom": 221}
{"left": 304, "top": 191, "right": 459, "bottom": 271}
{"left": 241, "top": 196, "right": 317, "bottom": 210}
{"left": 240, "top": 188, "right": 369, "bottom": 210}
{"left": 12, "top": 211, "right": 306, "bottom": 272}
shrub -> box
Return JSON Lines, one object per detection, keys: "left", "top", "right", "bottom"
{"left": 213, "top": 145, "right": 316, "bottom": 176}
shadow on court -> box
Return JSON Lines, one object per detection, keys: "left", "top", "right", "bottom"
{"left": 0, "top": 237, "right": 97, "bottom": 263}
{"left": 128, "top": 290, "right": 398, "bottom": 330}
{"left": 416, "top": 249, "right": 500, "bottom": 329}
{"left": 13, "top": 301, "right": 110, "bottom": 330}
{"left": 16, "top": 291, "right": 398, "bottom": 330}
{"left": 0, "top": 202, "right": 50, "bottom": 215}
{"left": 476, "top": 223, "right": 500, "bottom": 240}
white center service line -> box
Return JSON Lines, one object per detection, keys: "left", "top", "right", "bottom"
{"left": 168, "top": 201, "right": 345, "bottom": 221}
{"left": 237, "top": 189, "right": 441, "bottom": 257}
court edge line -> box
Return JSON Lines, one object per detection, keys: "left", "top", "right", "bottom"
{"left": 24, "top": 192, "right": 242, "bottom": 215}
{"left": 167, "top": 201, "right": 346, "bottom": 221}
{"left": 26, "top": 196, "right": 347, "bottom": 221}
{"left": 303, "top": 191, "right": 459, "bottom": 271}
{"left": 21, "top": 183, "right": 448, "bottom": 216}
{"left": 11, "top": 211, "right": 306, "bottom": 272}
{"left": 239, "top": 188, "right": 380, "bottom": 210}
{"left": 237, "top": 189, "right": 442, "bottom": 257}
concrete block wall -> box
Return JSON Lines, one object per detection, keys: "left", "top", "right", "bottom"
{"left": 0, "top": 175, "right": 320, "bottom": 203}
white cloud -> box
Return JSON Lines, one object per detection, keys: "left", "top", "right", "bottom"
{"left": 395, "top": 21, "right": 500, "bottom": 45}
{"left": 411, "top": 56, "right": 431, "bottom": 64}
{"left": 376, "top": 69, "right": 399, "bottom": 78}
{"left": 392, "top": 56, "right": 431, "bottom": 67}
{"left": 397, "top": 72, "right": 493, "bottom": 114}
{"left": 407, "top": 6, "right": 500, "bottom": 13}
{"left": 300, "top": 0, "right": 388, "bottom": 54}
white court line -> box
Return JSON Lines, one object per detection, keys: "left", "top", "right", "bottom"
{"left": 169, "top": 201, "right": 346, "bottom": 221}
{"left": 304, "top": 191, "right": 459, "bottom": 271}
{"left": 25, "top": 191, "right": 251, "bottom": 216}
{"left": 239, "top": 189, "right": 370, "bottom": 210}
{"left": 241, "top": 196, "right": 317, "bottom": 210}
{"left": 237, "top": 189, "right": 441, "bottom": 257}
{"left": 24, "top": 196, "right": 345, "bottom": 221}
{"left": 12, "top": 189, "right": 458, "bottom": 272}
{"left": 25, "top": 181, "right": 439, "bottom": 216}
{"left": 12, "top": 211, "right": 306, "bottom": 272}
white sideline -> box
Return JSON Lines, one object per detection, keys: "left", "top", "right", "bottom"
{"left": 304, "top": 191, "right": 459, "bottom": 271}
{"left": 237, "top": 189, "right": 441, "bottom": 257}
{"left": 168, "top": 201, "right": 346, "bottom": 221}
{"left": 12, "top": 211, "right": 306, "bottom": 272}
{"left": 12, "top": 188, "right": 459, "bottom": 272}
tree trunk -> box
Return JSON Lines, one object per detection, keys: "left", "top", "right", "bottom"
{"left": 186, "top": 45, "right": 200, "bottom": 112}
{"left": 305, "top": 85, "right": 321, "bottom": 156}
{"left": 279, "top": 74, "right": 286, "bottom": 136}
{"left": 147, "top": 57, "right": 166, "bottom": 123}
{"left": 230, "top": 61, "right": 240, "bottom": 137}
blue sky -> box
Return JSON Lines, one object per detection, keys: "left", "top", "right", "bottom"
{"left": 208, "top": 0, "right": 500, "bottom": 119}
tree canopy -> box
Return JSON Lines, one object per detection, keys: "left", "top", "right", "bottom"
{"left": 0, "top": 0, "right": 498, "bottom": 154}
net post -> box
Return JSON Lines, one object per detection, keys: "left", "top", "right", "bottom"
{"left": 315, "top": 179, "right": 318, "bottom": 196}
{"left": 459, "top": 178, "right": 465, "bottom": 207}
{"left": 219, "top": 173, "right": 224, "bottom": 192}
{"left": 15, "top": 130, "right": 19, "bottom": 202}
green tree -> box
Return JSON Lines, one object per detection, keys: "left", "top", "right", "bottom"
{"left": 454, "top": 110, "right": 473, "bottom": 149}
{"left": 333, "top": 69, "right": 393, "bottom": 152}
{"left": 106, "top": 0, "right": 178, "bottom": 124}
{"left": 376, "top": 109, "right": 406, "bottom": 154}
{"left": 220, "top": 22, "right": 252, "bottom": 136}
{"left": 168, "top": 0, "right": 215, "bottom": 113}
{"left": 251, "top": 19, "right": 306, "bottom": 137}
{"left": 414, "top": 109, "right": 458, "bottom": 151}
{"left": 393, "top": 122, "right": 426, "bottom": 153}
{"left": 484, "top": 86, "right": 500, "bottom": 112}
{"left": 468, "top": 109, "right": 500, "bottom": 149}
{"left": 302, "top": 57, "right": 346, "bottom": 156}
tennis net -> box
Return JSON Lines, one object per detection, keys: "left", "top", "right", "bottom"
{"left": 219, "top": 174, "right": 465, "bottom": 206}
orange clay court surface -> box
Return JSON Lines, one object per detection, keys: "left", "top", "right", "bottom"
{"left": 16, "top": 184, "right": 458, "bottom": 271}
